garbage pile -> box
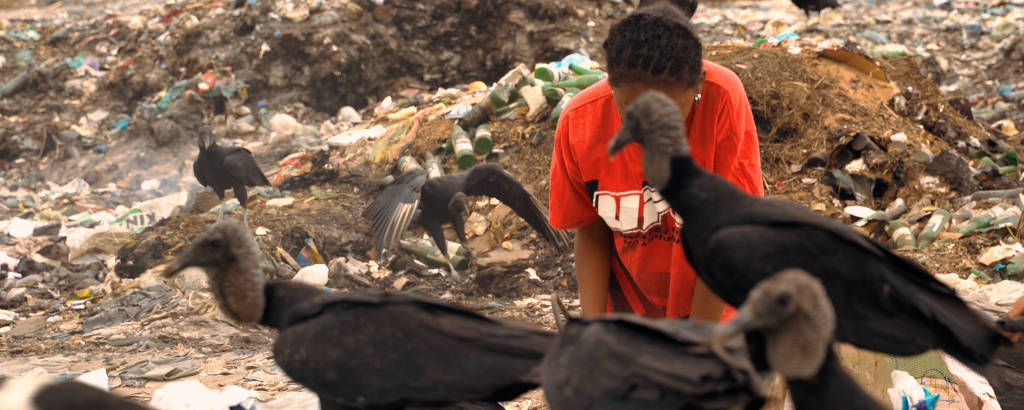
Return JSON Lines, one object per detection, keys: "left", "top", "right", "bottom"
{"left": 692, "top": 0, "right": 1024, "bottom": 131}
{"left": 0, "top": 0, "right": 1022, "bottom": 408}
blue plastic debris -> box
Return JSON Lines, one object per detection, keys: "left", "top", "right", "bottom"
{"left": 900, "top": 387, "right": 939, "bottom": 410}
{"left": 549, "top": 53, "right": 591, "bottom": 70}
{"left": 93, "top": 144, "right": 107, "bottom": 153}
{"left": 8, "top": 29, "right": 41, "bottom": 41}
{"left": 113, "top": 116, "right": 132, "bottom": 131}
{"left": 774, "top": 32, "right": 800, "bottom": 41}
{"left": 65, "top": 53, "right": 87, "bottom": 69}
{"left": 963, "top": 23, "right": 985, "bottom": 36}
{"left": 998, "top": 85, "right": 1014, "bottom": 95}
{"left": 155, "top": 80, "right": 189, "bottom": 114}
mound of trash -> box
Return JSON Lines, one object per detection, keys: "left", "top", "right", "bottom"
{"left": 1, "top": 0, "right": 1023, "bottom": 408}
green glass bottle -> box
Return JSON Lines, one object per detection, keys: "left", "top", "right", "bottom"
{"left": 553, "top": 73, "right": 607, "bottom": 90}
{"left": 450, "top": 124, "right": 476, "bottom": 169}
{"left": 534, "top": 64, "right": 568, "bottom": 83}
{"left": 1004, "top": 148, "right": 1018, "bottom": 166}
{"left": 916, "top": 209, "right": 950, "bottom": 249}
{"left": 959, "top": 212, "right": 996, "bottom": 234}
{"left": 550, "top": 93, "right": 574, "bottom": 126}
{"left": 886, "top": 220, "right": 916, "bottom": 249}
{"left": 488, "top": 85, "right": 512, "bottom": 108}
{"left": 1006, "top": 253, "right": 1024, "bottom": 279}
{"left": 460, "top": 99, "right": 496, "bottom": 129}
{"left": 495, "top": 100, "right": 527, "bottom": 117}
{"left": 569, "top": 63, "right": 605, "bottom": 76}
{"left": 398, "top": 155, "right": 423, "bottom": 174}
{"left": 400, "top": 238, "right": 470, "bottom": 271}
{"left": 542, "top": 83, "right": 565, "bottom": 105}
{"left": 473, "top": 123, "right": 494, "bottom": 155}
{"left": 424, "top": 152, "right": 443, "bottom": 179}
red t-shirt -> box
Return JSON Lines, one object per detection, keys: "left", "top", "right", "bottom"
{"left": 549, "top": 61, "right": 764, "bottom": 320}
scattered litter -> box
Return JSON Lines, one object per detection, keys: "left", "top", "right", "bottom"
{"left": 73, "top": 368, "right": 109, "bottom": 392}
{"left": 887, "top": 370, "right": 939, "bottom": 410}
{"left": 83, "top": 285, "right": 177, "bottom": 332}
{"left": 150, "top": 380, "right": 258, "bottom": 410}
{"left": 0, "top": 0, "right": 1021, "bottom": 406}
{"left": 7, "top": 218, "right": 36, "bottom": 238}
{"left": 979, "top": 244, "right": 1024, "bottom": 266}
{"left": 265, "top": 197, "right": 296, "bottom": 207}
{"left": 327, "top": 125, "right": 388, "bottom": 147}
{"left": 293, "top": 264, "right": 329, "bottom": 287}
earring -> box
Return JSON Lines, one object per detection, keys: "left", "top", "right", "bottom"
{"left": 694, "top": 93, "right": 702, "bottom": 102}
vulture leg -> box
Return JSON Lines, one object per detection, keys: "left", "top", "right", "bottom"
{"left": 425, "top": 221, "right": 460, "bottom": 280}
{"left": 234, "top": 185, "right": 249, "bottom": 227}
{"left": 214, "top": 189, "right": 227, "bottom": 221}
{"left": 447, "top": 194, "right": 476, "bottom": 259}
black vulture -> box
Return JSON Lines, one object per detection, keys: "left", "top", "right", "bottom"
{"left": 791, "top": 0, "right": 839, "bottom": 17}
{"left": 1002, "top": 316, "right": 1024, "bottom": 334}
{"left": 193, "top": 131, "right": 270, "bottom": 227}
{"left": 0, "top": 374, "right": 151, "bottom": 410}
{"left": 637, "top": 0, "right": 698, "bottom": 17}
{"left": 363, "top": 163, "right": 569, "bottom": 277}
{"left": 711, "top": 269, "right": 884, "bottom": 410}
{"left": 985, "top": 317, "right": 1024, "bottom": 410}
{"left": 542, "top": 295, "right": 768, "bottom": 410}
{"left": 164, "top": 221, "right": 553, "bottom": 410}
{"left": 607, "top": 90, "right": 1007, "bottom": 372}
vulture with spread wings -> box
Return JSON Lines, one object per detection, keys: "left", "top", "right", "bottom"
{"left": 364, "top": 163, "right": 569, "bottom": 276}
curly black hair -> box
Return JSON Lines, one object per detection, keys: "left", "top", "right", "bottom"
{"left": 638, "top": 0, "right": 698, "bottom": 17}
{"left": 602, "top": 5, "right": 703, "bottom": 88}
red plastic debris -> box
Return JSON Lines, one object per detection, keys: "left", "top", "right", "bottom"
{"left": 161, "top": 9, "right": 184, "bottom": 25}
{"left": 197, "top": 71, "right": 217, "bottom": 94}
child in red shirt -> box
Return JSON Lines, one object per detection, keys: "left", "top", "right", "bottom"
{"left": 549, "top": 5, "right": 764, "bottom": 320}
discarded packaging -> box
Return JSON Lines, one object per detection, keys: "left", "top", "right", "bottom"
{"left": 293, "top": 264, "right": 329, "bottom": 287}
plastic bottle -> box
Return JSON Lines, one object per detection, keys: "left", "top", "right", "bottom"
{"left": 886, "top": 220, "right": 916, "bottom": 249}
{"left": 473, "top": 123, "right": 494, "bottom": 155}
{"left": 917, "top": 209, "right": 950, "bottom": 249}
{"left": 450, "top": 125, "right": 476, "bottom": 169}
{"left": 424, "top": 152, "right": 443, "bottom": 179}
